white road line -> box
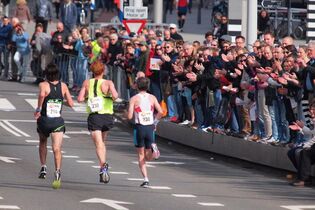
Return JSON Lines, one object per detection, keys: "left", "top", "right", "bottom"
{"left": 0, "top": 205, "right": 20, "bottom": 209}
{"left": 281, "top": 206, "right": 315, "bottom": 210}
{"left": 66, "top": 131, "right": 90, "bottom": 135}
{"left": 149, "top": 186, "right": 172, "bottom": 190}
{"left": 49, "top": 150, "right": 65, "bottom": 154}
{"left": 127, "top": 178, "right": 143, "bottom": 181}
{"left": 37, "top": 145, "right": 52, "bottom": 149}
{"left": 109, "top": 172, "right": 129, "bottom": 175}
{"left": 63, "top": 134, "right": 70, "bottom": 139}
{"left": 0, "top": 197, "right": 3, "bottom": 199}
{"left": 18, "top": 93, "right": 36, "bottom": 96}
{"left": 77, "top": 160, "right": 95, "bottom": 163}
{"left": 132, "top": 161, "right": 156, "bottom": 168}
{"left": 198, "top": 203, "right": 224, "bottom": 207}
{"left": 24, "top": 99, "right": 37, "bottom": 109}
{"left": 172, "top": 194, "right": 196, "bottom": 198}
{"left": 72, "top": 102, "right": 86, "bottom": 113}
{"left": 63, "top": 155, "right": 79, "bottom": 159}
{"left": 25, "top": 140, "right": 39, "bottom": 143}
{"left": 0, "top": 121, "right": 21, "bottom": 137}
{"left": 0, "top": 98, "right": 16, "bottom": 111}
{"left": 91, "top": 165, "right": 100, "bottom": 169}
{"left": 0, "top": 119, "right": 86, "bottom": 124}
{"left": 3, "top": 120, "right": 30, "bottom": 137}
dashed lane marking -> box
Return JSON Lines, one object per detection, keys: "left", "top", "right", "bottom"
{"left": 76, "top": 160, "right": 95, "bottom": 164}
{"left": 17, "top": 93, "right": 36, "bottom": 96}
{"left": 127, "top": 178, "right": 143, "bottom": 181}
{"left": 109, "top": 172, "right": 130, "bottom": 175}
{"left": 25, "top": 140, "right": 39, "bottom": 143}
{"left": 281, "top": 206, "right": 315, "bottom": 210}
{"left": 63, "top": 155, "right": 79, "bottom": 159}
{"left": 172, "top": 194, "right": 196, "bottom": 198}
{"left": 0, "top": 98, "right": 16, "bottom": 111}
{"left": 0, "top": 205, "right": 20, "bottom": 209}
{"left": 2, "top": 120, "right": 30, "bottom": 137}
{"left": 148, "top": 186, "right": 172, "bottom": 190}
{"left": 198, "top": 203, "right": 224, "bottom": 207}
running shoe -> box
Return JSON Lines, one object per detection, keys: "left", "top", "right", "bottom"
{"left": 140, "top": 181, "right": 149, "bottom": 188}
{"left": 151, "top": 143, "right": 160, "bottom": 160}
{"left": 38, "top": 166, "right": 47, "bottom": 179}
{"left": 52, "top": 170, "right": 61, "bottom": 189}
{"left": 99, "top": 163, "right": 110, "bottom": 184}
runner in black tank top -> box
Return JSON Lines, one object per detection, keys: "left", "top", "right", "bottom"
{"left": 35, "top": 63, "right": 73, "bottom": 189}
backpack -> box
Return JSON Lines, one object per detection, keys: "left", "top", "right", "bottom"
{"left": 38, "top": 0, "right": 49, "bottom": 18}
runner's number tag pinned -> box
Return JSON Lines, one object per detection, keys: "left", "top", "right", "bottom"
{"left": 88, "top": 96, "right": 103, "bottom": 112}
{"left": 47, "top": 99, "right": 62, "bottom": 118}
{"left": 139, "top": 111, "right": 154, "bottom": 125}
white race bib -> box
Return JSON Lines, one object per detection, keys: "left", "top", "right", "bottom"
{"left": 138, "top": 111, "right": 154, "bottom": 125}
{"left": 88, "top": 96, "right": 103, "bottom": 112}
{"left": 47, "top": 99, "right": 62, "bottom": 118}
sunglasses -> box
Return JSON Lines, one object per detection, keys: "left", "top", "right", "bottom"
{"left": 164, "top": 46, "right": 171, "bottom": 49}
{"left": 284, "top": 51, "right": 290, "bottom": 54}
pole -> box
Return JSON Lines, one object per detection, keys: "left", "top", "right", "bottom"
{"left": 247, "top": 0, "right": 257, "bottom": 51}
{"left": 197, "top": 0, "right": 202, "bottom": 24}
{"left": 154, "top": 0, "right": 163, "bottom": 24}
{"left": 163, "top": 0, "right": 167, "bottom": 23}
{"left": 287, "top": 0, "right": 292, "bottom": 36}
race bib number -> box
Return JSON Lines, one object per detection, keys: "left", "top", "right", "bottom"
{"left": 88, "top": 96, "right": 103, "bottom": 112}
{"left": 139, "top": 111, "right": 154, "bottom": 125}
{"left": 47, "top": 99, "right": 62, "bottom": 118}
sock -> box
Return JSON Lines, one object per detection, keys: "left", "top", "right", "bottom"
{"left": 144, "top": 177, "right": 149, "bottom": 182}
{"left": 182, "top": 19, "right": 185, "bottom": 28}
{"left": 178, "top": 20, "right": 181, "bottom": 28}
{"left": 42, "top": 165, "right": 47, "bottom": 168}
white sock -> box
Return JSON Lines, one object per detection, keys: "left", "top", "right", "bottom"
{"left": 144, "top": 177, "right": 149, "bottom": 182}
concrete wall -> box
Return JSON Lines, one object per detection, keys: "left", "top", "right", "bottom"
{"left": 156, "top": 121, "right": 315, "bottom": 175}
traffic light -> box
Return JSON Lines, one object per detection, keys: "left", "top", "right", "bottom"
{"left": 1, "top": 0, "right": 10, "bottom": 6}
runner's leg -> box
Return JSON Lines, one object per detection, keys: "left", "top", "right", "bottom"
{"left": 39, "top": 133, "right": 48, "bottom": 166}
{"left": 91, "top": 130, "right": 106, "bottom": 166}
{"left": 137, "top": 147, "right": 148, "bottom": 179}
{"left": 51, "top": 132, "right": 64, "bottom": 170}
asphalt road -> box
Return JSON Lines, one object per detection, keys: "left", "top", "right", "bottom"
{"left": 0, "top": 80, "right": 314, "bottom": 210}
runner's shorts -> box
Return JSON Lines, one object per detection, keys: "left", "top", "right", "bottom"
{"left": 37, "top": 116, "right": 65, "bottom": 137}
{"left": 178, "top": 6, "right": 187, "bottom": 16}
{"left": 133, "top": 124, "right": 155, "bottom": 149}
{"left": 87, "top": 113, "right": 114, "bottom": 132}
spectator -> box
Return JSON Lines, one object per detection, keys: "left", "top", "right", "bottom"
{"left": 15, "top": 0, "right": 31, "bottom": 26}
{"left": 257, "top": 9, "right": 270, "bottom": 37}
{"left": 169, "top": 23, "right": 183, "bottom": 41}
{"left": 0, "top": 16, "right": 12, "bottom": 80}
{"left": 176, "top": 0, "right": 189, "bottom": 31}
{"left": 35, "top": 0, "right": 53, "bottom": 33}
{"left": 52, "top": 0, "right": 61, "bottom": 19}
{"left": 60, "top": 0, "right": 78, "bottom": 35}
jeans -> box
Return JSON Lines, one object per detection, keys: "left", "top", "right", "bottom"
{"left": 14, "top": 51, "right": 30, "bottom": 81}
{"left": 269, "top": 102, "right": 278, "bottom": 140}
{"left": 257, "top": 89, "right": 272, "bottom": 138}
{"left": 204, "top": 89, "right": 222, "bottom": 128}
{"left": 173, "top": 86, "right": 184, "bottom": 121}
{"left": 0, "top": 45, "right": 9, "bottom": 78}
{"left": 194, "top": 97, "right": 204, "bottom": 128}
{"left": 167, "top": 95, "right": 178, "bottom": 118}
{"left": 76, "top": 58, "right": 88, "bottom": 88}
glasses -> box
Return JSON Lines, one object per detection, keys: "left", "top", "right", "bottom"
{"left": 284, "top": 51, "right": 290, "bottom": 54}
{"left": 211, "top": 44, "right": 217, "bottom": 47}
{"left": 164, "top": 46, "right": 171, "bottom": 49}
{"left": 176, "top": 46, "right": 182, "bottom": 49}
{"left": 156, "top": 47, "right": 162, "bottom": 50}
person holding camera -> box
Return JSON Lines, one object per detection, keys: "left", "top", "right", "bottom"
{"left": 12, "top": 23, "right": 30, "bottom": 83}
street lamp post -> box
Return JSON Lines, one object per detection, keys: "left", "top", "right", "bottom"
{"left": 247, "top": 0, "right": 257, "bottom": 51}
{"left": 154, "top": 0, "right": 163, "bottom": 24}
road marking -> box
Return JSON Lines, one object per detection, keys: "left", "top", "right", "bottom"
{"left": 0, "top": 98, "right": 16, "bottom": 111}
{"left": 18, "top": 93, "right": 36, "bottom": 96}
{"left": 109, "top": 172, "right": 129, "bottom": 175}
{"left": 149, "top": 186, "right": 172, "bottom": 190}
{"left": 63, "top": 134, "right": 70, "bottom": 139}
{"left": 0, "top": 205, "right": 20, "bottom": 209}
{"left": 0, "top": 156, "right": 21, "bottom": 163}
{"left": 24, "top": 99, "right": 37, "bottom": 109}
{"left": 37, "top": 145, "right": 52, "bottom": 149}
{"left": 0, "top": 196, "right": 3, "bottom": 199}
{"left": 72, "top": 102, "right": 86, "bottom": 113}
{"left": 281, "top": 206, "right": 315, "bottom": 210}
{"left": 77, "top": 160, "right": 95, "bottom": 163}
{"left": 172, "top": 194, "right": 196, "bottom": 198}
{"left": 132, "top": 161, "right": 155, "bottom": 168}
{"left": 2, "top": 120, "right": 30, "bottom": 137}
{"left": 66, "top": 130, "right": 90, "bottom": 135}
{"left": 0, "top": 119, "right": 86, "bottom": 124}
{"left": 92, "top": 165, "right": 100, "bottom": 169}
{"left": 198, "top": 203, "right": 224, "bottom": 207}
{"left": 63, "top": 155, "right": 79, "bottom": 159}
{"left": 127, "top": 178, "right": 143, "bottom": 181}
{"left": 25, "top": 140, "right": 39, "bottom": 143}
{"left": 49, "top": 150, "right": 65, "bottom": 154}
{"left": 0, "top": 121, "right": 21, "bottom": 137}
{"left": 80, "top": 198, "right": 133, "bottom": 210}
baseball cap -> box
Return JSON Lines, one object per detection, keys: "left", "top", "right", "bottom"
{"left": 169, "top": 23, "right": 177, "bottom": 29}
{"left": 138, "top": 41, "right": 148, "bottom": 46}
{"left": 220, "top": 35, "right": 232, "bottom": 43}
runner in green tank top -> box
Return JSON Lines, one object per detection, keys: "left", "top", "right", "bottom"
{"left": 77, "top": 60, "right": 118, "bottom": 184}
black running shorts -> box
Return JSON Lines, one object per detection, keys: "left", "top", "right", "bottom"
{"left": 133, "top": 124, "right": 155, "bottom": 149}
{"left": 87, "top": 113, "right": 114, "bottom": 132}
{"left": 37, "top": 116, "right": 65, "bottom": 137}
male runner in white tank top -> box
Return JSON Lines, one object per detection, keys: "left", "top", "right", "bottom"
{"left": 128, "top": 77, "right": 163, "bottom": 188}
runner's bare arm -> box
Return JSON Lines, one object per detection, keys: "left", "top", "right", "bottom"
{"left": 62, "top": 83, "right": 74, "bottom": 107}
{"left": 153, "top": 96, "right": 163, "bottom": 120}
{"left": 34, "top": 82, "right": 47, "bottom": 119}
{"left": 108, "top": 81, "right": 119, "bottom": 100}
{"left": 127, "top": 97, "right": 135, "bottom": 120}
{"left": 77, "top": 80, "right": 88, "bottom": 103}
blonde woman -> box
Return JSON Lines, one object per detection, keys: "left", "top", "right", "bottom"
{"left": 297, "top": 45, "right": 310, "bottom": 64}
{"left": 15, "top": 0, "right": 31, "bottom": 25}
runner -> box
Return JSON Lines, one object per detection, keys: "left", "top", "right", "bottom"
{"left": 77, "top": 60, "right": 118, "bottom": 184}
{"left": 176, "top": 0, "right": 189, "bottom": 31}
{"left": 128, "top": 77, "right": 163, "bottom": 188}
{"left": 34, "top": 63, "right": 74, "bottom": 189}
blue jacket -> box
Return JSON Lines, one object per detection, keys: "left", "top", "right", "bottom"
{"left": 0, "top": 23, "right": 13, "bottom": 46}
{"left": 12, "top": 32, "right": 30, "bottom": 55}
{"left": 60, "top": 3, "right": 77, "bottom": 28}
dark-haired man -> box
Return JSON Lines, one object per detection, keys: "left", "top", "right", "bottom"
{"left": 128, "top": 77, "right": 163, "bottom": 188}
{"left": 34, "top": 63, "right": 74, "bottom": 189}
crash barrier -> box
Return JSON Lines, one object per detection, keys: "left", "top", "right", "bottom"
{"left": 156, "top": 121, "right": 315, "bottom": 176}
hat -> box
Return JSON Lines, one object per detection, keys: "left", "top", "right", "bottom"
{"left": 156, "top": 30, "right": 162, "bottom": 37}
{"left": 129, "top": 32, "right": 136, "bottom": 38}
{"left": 120, "top": 35, "right": 130, "bottom": 40}
{"left": 169, "top": 23, "right": 177, "bottom": 29}
{"left": 220, "top": 35, "right": 232, "bottom": 43}
{"left": 138, "top": 41, "right": 148, "bottom": 46}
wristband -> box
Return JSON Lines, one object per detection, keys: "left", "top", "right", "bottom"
{"left": 35, "top": 107, "right": 41, "bottom": 112}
